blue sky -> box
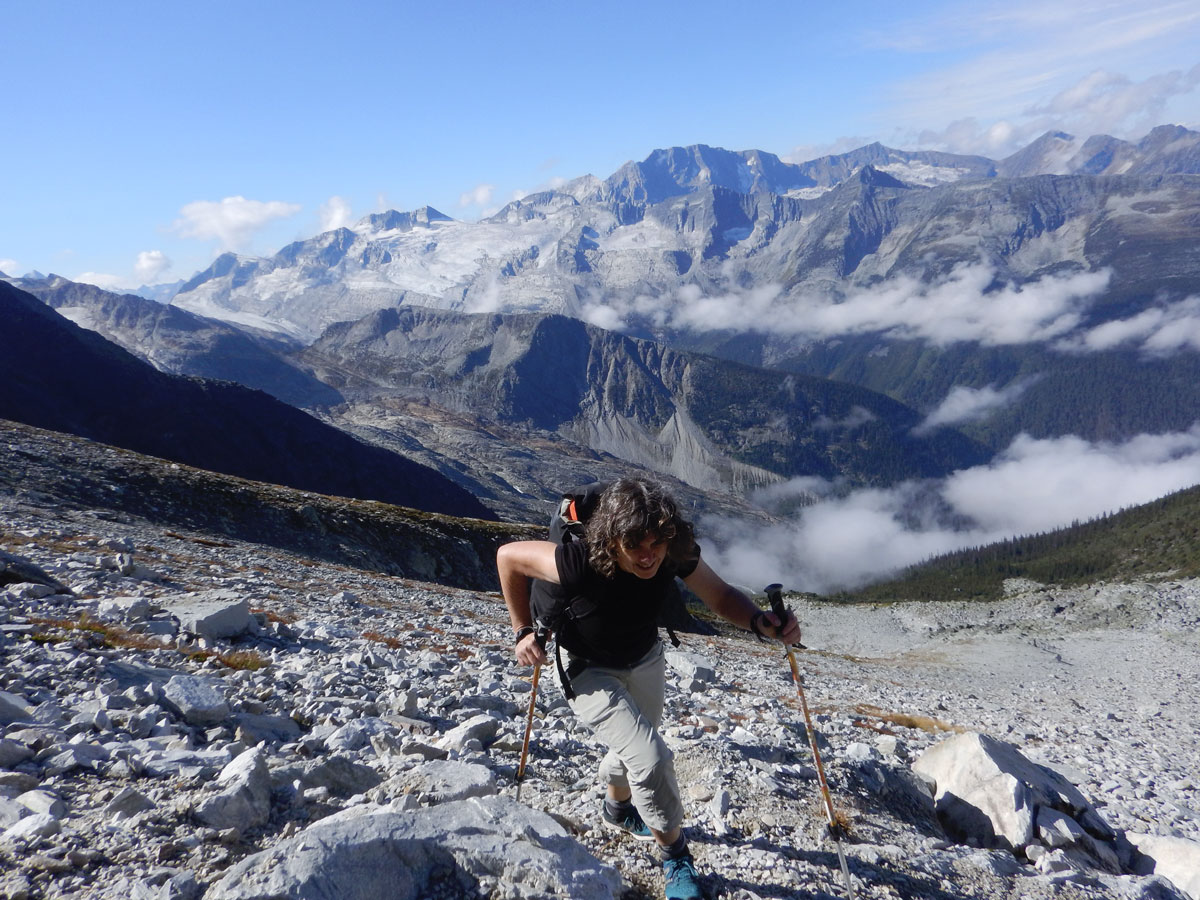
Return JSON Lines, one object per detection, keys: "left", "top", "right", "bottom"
{"left": 3, "top": 0, "right": 1198, "bottom": 290}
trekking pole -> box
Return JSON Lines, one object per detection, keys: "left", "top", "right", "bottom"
{"left": 515, "top": 625, "right": 549, "bottom": 801}
{"left": 765, "top": 583, "right": 856, "bottom": 900}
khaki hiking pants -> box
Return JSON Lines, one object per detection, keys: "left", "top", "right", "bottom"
{"left": 565, "top": 641, "right": 684, "bottom": 832}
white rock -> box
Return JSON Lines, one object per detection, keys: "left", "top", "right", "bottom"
{"left": 438, "top": 713, "right": 501, "bottom": 751}
{"left": 1128, "top": 833, "right": 1200, "bottom": 900}
{"left": 0, "top": 738, "right": 32, "bottom": 767}
{"left": 97, "top": 595, "right": 152, "bottom": 622}
{"left": 372, "top": 760, "right": 497, "bottom": 805}
{"left": 913, "top": 732, "right": 1099, "bottom": 852}
{"left": 1038, "top": 805, "right": 1088, "bottom": 848}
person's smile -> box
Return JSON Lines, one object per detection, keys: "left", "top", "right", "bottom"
{"left": 617, "top": 536, "right": 667, "bottom": 579}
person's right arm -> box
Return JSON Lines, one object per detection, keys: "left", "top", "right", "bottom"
{"left": 496, "top": 540, "right": 560, "bottom": 666}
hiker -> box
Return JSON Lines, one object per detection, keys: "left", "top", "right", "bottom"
{"left": 497, "top": 478, "right": 802, "bottom": 900}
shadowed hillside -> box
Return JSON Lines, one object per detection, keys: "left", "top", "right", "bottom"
{"left": 0, "top": 282, "right": 494, "bottom": 521}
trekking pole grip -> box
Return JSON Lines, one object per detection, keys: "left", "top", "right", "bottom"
{"left": 764, "top": 583, "right": 787, "bottom": 637}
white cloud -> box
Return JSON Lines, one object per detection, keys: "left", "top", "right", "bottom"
{"left": 879, "top": 0, "right": 1200, "bottom": 155}
{"left": 942, "top": 428, "right": 1200, "bottom": 533}
{"left": 0, "top": 258, "right": 18, "bottom": 274}
{"left": 916, "top": 380, "right": 1034, "bottom": 433}
{"left": 172, "top": 196, "right": 302, "bottom": 251}
{"left": 458, "top": 184, "right": 495, "bottom": 209}
{"left": 699, "top": 423, "right": 1200, "bottom": 594}
{"left": 318, "top": 196, "right": 353, "bottom": 232}
{"left": 918, "top": 64, "right": 1200, "bottom": 157}
{"left": 1061, "top": 295, "right": 1200, "bottom": 355}
{"left": 133, "top": 250, "right": 171, "bottom": 284}
{"left": 588, "top": 264, "right": 1112, "bottom": 348}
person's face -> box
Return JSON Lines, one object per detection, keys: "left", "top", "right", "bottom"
{"left": 615, "top": 534, "right": 668, "bottom": 579}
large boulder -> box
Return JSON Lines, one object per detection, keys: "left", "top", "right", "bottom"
{"left": 913, "top": 732, "right": 1120, "bottom": 872}
{"left": 369, "top": 760, "right": 497, "bottom": 805}
{"left": 204, "top": 795, "right": 622, "bottom": 900}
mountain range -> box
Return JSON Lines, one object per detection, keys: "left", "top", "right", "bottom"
{"left": 165, "top": 125, "right": 1200, "bottom": 340}
{"left": 149, "top": 126, "right": 1200, "bottom": 452}
{"left": 5, "top": 124, "right": 1200, "bottom": 540}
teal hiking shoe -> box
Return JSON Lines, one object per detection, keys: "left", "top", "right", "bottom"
{"left": 599, "top": 800, "right": 655, "bottom": 842}
{"left": 663, "top": 853, "right": 703, "bottom": 900}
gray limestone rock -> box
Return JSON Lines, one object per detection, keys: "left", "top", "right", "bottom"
{"left": 0, "top": 551, "right": 70, "bottom": 593}
{"left": 233, "top": 712, "right": 302, "bottom": 745}
{"left": 104, "top": 786, "right": 156, "bottom": 820}
{"left": 293, "top": 755, "right": 384, "bottom": 797}
{"left": 195, "top": 748, "right": 271, "bottom": 831}
{"left": 16, "top": 790, "right": 65, "bottom": 818}
{"left": 161, "top": 590, "right": 250, "bottom": 640}
{"left": 97, "top": 595, "right": 152, "bottom": 622}
{"left": 0, "top": 738, "right": 32, "bottom": 768}
{"left": 2, "top": 812, "right": 61, "bottom": 842}
{"left": 666, "top": 649, "right": 718, "bottom": 688}
{"left": 438, "top": 713, "right": 501, "bottom": 751}
{"left": 371, "top": 760, "right": 498, "bottom": 805}
{"left": 161, "top": 674, "right": 230, "bottom": 727}
{"left": 205, "top": 796, "right": 622, "bottom": 900}
{"left": 0, "top": 691, "right": 33, "bottom": 726}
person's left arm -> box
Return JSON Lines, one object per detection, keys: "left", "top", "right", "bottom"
{"left": 682, "top": 558, "right": 802, "bottom": 644}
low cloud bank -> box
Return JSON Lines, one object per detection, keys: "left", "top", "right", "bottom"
{"left": 1059, "top": 295, "right": 1200, "bottom": 355}
{"left": 584, "top": 264, "right": 1114, "bottom": 349}
{"left": 700, "top": 424, "right": 1200, "bottom": 595}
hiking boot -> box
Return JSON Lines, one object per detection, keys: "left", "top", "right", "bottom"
{"left": 663, "top": 853, "right": 703, "bottom": 900}
{"left": 599, "top": 800, "right": 655, "bottom": 842}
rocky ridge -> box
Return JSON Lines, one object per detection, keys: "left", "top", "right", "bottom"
{"left": 2, "top": 466, "right": 1199, "bottom": 898}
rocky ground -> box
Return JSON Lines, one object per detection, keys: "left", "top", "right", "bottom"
{"left": 1, "top": 484, "right": 1198, "bottom": 900}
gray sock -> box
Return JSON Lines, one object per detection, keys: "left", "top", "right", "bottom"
{"left": 659, "top": 833, "right": 689, "bottom": 860}
{"left": 604, "top": 797, "right": 634, "bottom": 818}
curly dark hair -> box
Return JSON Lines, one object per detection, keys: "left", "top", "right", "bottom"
{"left": 585, "top": 479, "right": 697, "bottom": 579}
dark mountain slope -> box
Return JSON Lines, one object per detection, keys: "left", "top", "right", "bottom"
{"left": 9, "top": 275, "right": 341, "bottom": 408}
{"left": 0, "top": 282, "right": 493, "bottom": 520}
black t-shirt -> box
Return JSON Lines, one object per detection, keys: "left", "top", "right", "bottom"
{"left": 552, "top": 540, "right": 700, "bottom": 667}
